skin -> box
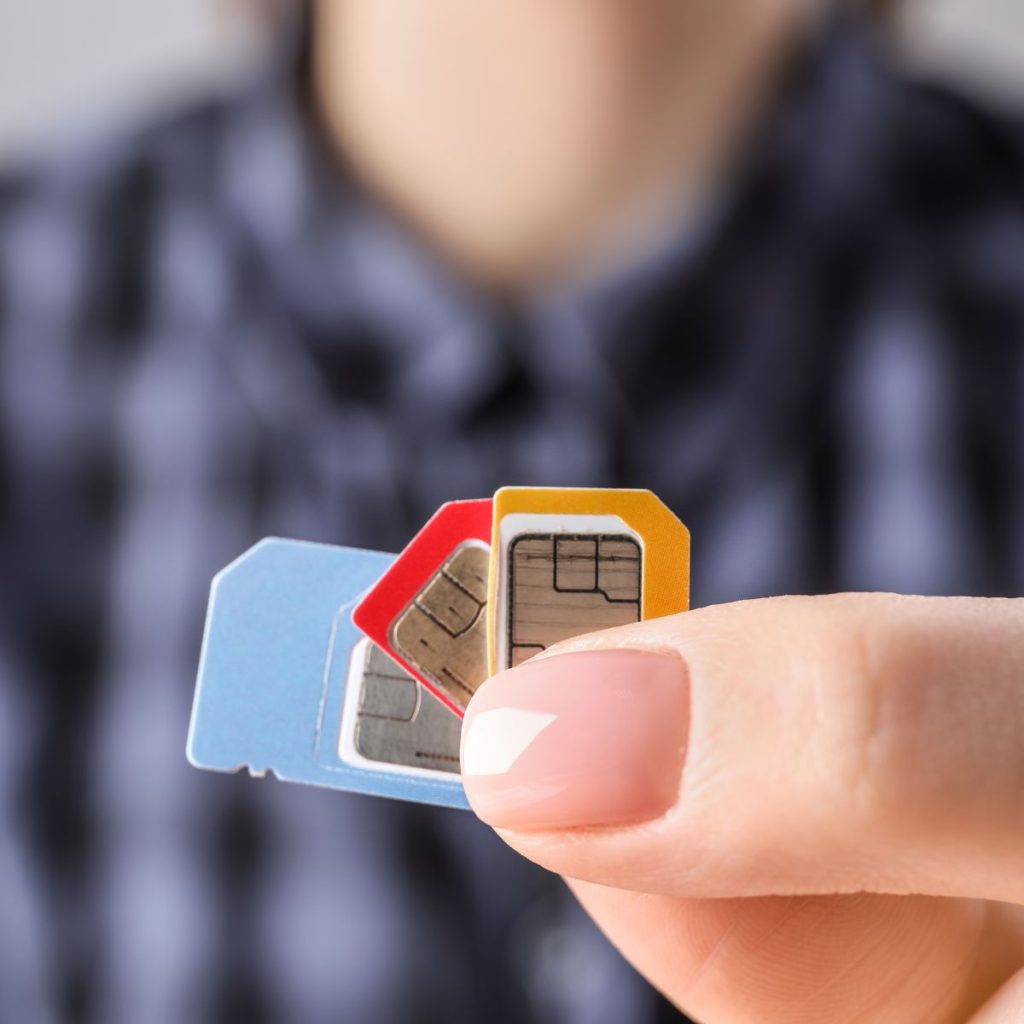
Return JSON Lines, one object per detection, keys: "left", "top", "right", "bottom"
{"left": 469, "top": 596, "right": 1024, "bottom": 1022}
{"left": 311, "top": 5, "right": 1024, "bottom": 1019}
{"left": 313, "top": 0, "right": 809, "bottom": 290}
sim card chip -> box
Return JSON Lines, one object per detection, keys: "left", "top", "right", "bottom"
{"left": 342, "top": 640, "right": 461, "bottom": 775}
{"left": 507, "top": 532, "right": 641, "bottom": 667}
{"left": 390, "top": 542, "right": 489, "bottom": 708}
{"left": 488, "top": 488, "right": 689, "bottom": 675}
{"left": 352, "top": 499, "right": 492, "bottom": 717}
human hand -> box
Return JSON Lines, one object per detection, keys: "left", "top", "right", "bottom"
{"left": 460, "top": 595, "right": 1024, "bottom": 1023}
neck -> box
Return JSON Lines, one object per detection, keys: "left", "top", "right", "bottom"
{"left": 314, "top": 0, "right": 807, "bottom": 291}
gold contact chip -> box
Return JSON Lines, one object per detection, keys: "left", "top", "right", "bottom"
{"left": 346, "top": 641, "right": 461, "bottom": 774}
{"left": 390, "top": 543, "right": 489, "bottom": 710}
{"left": 506, "top": 533, "right": 641, "bottom": 667}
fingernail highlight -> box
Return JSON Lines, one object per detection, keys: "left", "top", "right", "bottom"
{"left": 460, "top": 649, "right": 689, "bottom": 829}
{"left": 461, "top": 709, "right": 557, "bottom": 776}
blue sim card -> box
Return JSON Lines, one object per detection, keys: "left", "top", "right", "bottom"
{"left": 187, "top": 538, "right": 469, "bottom": 810}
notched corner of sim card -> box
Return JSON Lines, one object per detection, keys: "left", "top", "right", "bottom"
{"left": 186, "top": 537, "right": 296, "bottom": 776}
{"left": 487, "top": 487, "right": 690, "bottom": 672}
{"left": 186, "top": 537, "right": 395, "bottom": 783}
{"left": 351, "top": 498, "right": 493, "bottom": 717}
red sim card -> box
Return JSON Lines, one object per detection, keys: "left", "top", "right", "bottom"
{"left": 353, "top": 499, "right": 492, "bottom": 717}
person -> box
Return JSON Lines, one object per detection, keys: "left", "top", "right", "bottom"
{"left": 1, "top": 1, "right": 1023, "bottom": 1021}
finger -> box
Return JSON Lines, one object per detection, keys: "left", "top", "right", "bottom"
{"left": 460, "top": 594, "right": 1024, "bottom": 902}
{"left": 971, "top": 968, "right": 1024, "bottom": 1023}
{"left": 568, "top": 880, "right": 994, "bottom": 1024}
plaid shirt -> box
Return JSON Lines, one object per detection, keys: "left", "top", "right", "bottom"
{"left": 2, "top": 11, "right": 1024, "bottom": 1024}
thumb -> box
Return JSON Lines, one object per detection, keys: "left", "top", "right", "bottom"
{"left": 460, "top": 593, "right": 1024, "bottom": 903}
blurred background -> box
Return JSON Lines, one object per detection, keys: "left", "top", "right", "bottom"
{"left": 2, "top": 0, "right": 1024, "bottom": 169}
{"left": 2, "top": 3, "right": 1024, "bottom": 1024}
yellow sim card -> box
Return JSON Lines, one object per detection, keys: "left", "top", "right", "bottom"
{"left": 487, "top": 487, "right": 690, "bottom": 673}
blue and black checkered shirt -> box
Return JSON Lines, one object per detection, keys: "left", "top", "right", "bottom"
{"left": 2, "top": 11, "right": 1024, "bottom": 1024}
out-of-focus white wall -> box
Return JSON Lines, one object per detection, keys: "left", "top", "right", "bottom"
{"left": 898, "top": 0, "right": 1024, "bottom": 109}
{"left": 0, "top": 0, "right": 263, "bottom": 166}
{"left": 0, "top": 1, "right": 1021, "bottom": 168}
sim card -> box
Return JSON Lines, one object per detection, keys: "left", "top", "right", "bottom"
{"left": 352, "top": 499, "right": 492, "bottom": 717}
{"left": 187, "top": 538, "right": 469, "bottom": 809}
{"left": 339, "top": 638, "right": 462, "bottom": 775}
{"left": 187, "top": 490, "right": 689, "bottom": 809}
{"left": 487, "top": 487, "right": 690, "bottom": 672}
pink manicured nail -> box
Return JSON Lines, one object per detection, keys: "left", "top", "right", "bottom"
{"left": 460, "top": 649, "right": 689, "bottom": 830}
